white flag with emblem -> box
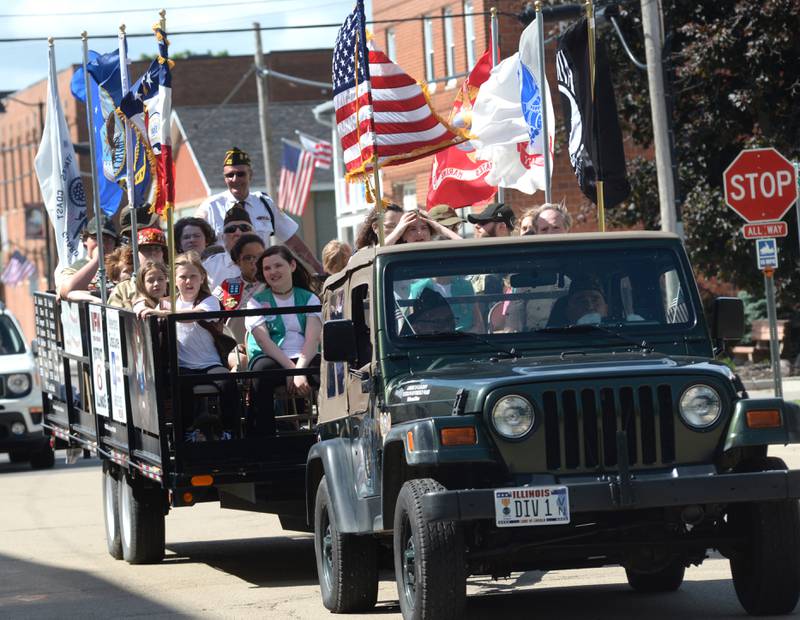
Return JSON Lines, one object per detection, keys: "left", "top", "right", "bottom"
{"left": 35, "top": 43, "right": 88, "bottom": 272}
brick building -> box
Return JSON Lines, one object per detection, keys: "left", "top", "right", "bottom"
{"left": 0, "top": 49, "right": 333, "bottom": 339}
{"left": 369, "top": 0, "right": 648, "bottom": 228}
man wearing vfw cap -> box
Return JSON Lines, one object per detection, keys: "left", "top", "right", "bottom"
{"left": 107, "top": 227, "right": 169, "bottom": 310}
{"left": 57, "top": 218, "right": 119, "bottom": 300}
{"left": 195, "top": 147, "right": 324, "bottom": 274}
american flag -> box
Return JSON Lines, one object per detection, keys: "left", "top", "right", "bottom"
{"left": 1, "top": 251, "right": 36, "bottom": 286}
{"left": 332, "top": 0, "right": 468, "bottom": 181}
{"left": 278, "top": 140, "right": 316, "bottom": 216}
{"left": 297, "top": 131, "right": 333, "bottom": 170}
{"left": 117, "top": 26, "right": 174, "bottom": 215}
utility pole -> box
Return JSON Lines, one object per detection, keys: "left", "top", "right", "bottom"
{"left": 253, "top": 23, "right": 274, "bottom": 199}
{"left": 640, "top": 0, "right": 679, "bottom": 236}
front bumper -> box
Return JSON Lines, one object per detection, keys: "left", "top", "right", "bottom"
{"left": 422, "top": 469, "right": 800, "bottom": 523}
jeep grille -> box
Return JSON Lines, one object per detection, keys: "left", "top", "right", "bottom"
{"left": 542, "top": 384, "right": 676, "bottom": 470}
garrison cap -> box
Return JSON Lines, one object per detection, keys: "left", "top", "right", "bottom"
{"left": 223, "top": 146, "right": 251, "bottom": 168}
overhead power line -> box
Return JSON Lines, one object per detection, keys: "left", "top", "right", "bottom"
{"left": 0, "top": 0, "right": 292, "bottom": 19}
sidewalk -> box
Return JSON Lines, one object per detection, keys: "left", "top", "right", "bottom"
{"left": 746, "top": 375, "right": 800, "bottom": 401}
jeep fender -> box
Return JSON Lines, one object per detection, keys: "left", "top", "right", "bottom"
{"left": 306, "top": 438, "right": 375, "bottom": 533}
{"left": 724, "top": 398, "right": 800, "bottom": 452}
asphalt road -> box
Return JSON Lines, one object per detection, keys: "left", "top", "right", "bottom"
{"left": 1, "top": 446, "right": 799, "bottom": 619}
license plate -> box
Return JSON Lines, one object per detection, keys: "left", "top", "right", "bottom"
{"left": 494, "top": 485, "right": 570, "bottom": 528}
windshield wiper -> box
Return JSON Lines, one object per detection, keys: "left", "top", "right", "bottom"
{"left": 535, "top": 324, "right": 652, "bottom": 352}
{"left": 410, "top": 331, "right": 517, "bottom": 359}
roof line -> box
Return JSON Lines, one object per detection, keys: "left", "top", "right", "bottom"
{"left": 171, "top": 110, "right": 211, "bottom": 196}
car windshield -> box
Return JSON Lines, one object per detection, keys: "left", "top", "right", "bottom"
{"left": 0, "top": 315, "right": 25, "bottom": 355}
{"left": 387, "top": 246, "right": 694, "bottom": 342}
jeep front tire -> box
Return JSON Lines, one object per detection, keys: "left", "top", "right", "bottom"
{"left": 393, "top": 478, "right": 465, "bottom": 620}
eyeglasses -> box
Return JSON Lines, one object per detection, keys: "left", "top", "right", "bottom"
{"left": 224, "top": 223, "right": 253, "bottom": 234}
{"left": 224, "top": 171, "right": 248, "bottom": 179}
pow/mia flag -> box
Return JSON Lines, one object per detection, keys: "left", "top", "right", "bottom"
{"left": 556, "top": 18, "right": 630, "bottom": 207}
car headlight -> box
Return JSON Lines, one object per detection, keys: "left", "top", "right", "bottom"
{"left": 491, "top": 395, "right": 535, "bottom": 439}
{"left": 679, "top": 384, "right": 722, "bottom": 428}
{"left": 6, "top": 373, "right": 31, "bottom": 395}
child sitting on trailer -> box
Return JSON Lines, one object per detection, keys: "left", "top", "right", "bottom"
{"left": 133, "top": 261, "right": 169, "bottom": 318}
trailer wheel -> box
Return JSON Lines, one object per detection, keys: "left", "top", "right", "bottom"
{"left": 8, "top": 449, "right": 30, "bottom": 463}
{"left": 729, "top": 457, "right": 800, "bottom": 615}
{"left": 102, "top": 468, "right": 123, "bottom": 560}
{"left": 118, "top": 474, "right": 165, "bottom": 564}
{"left": 625, "top": 560, "right": 685, "bottom": 593}
{"left": 393, "top": 478, "right": 465, "bottom": 620}
{"left": 29, "top": 445, "right": 54, "bottom": 470}
{"left": 313, "top": 476, "right": 378, "bottom": 612}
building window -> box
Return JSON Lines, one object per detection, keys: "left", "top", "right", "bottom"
{"left": 443, "top": 7, "right": 455, "bottom": 78}
{"left": 402, "top": 183, "right": 418, "bottom": 210}
{"left": 463, "top": 0, "right": 476, "bottom": 70}
{"left": 423, "top": 16, "right": 435, "bottom": 81}
{"left": 386, "top": 27, "right": 396, "bottom": 62}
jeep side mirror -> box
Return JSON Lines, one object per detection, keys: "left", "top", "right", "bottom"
{"left": 711, "top": 297, "right": 744, "bottom": 343}
{"left": 323, "top": 319, "right": 357, "bottom": 363}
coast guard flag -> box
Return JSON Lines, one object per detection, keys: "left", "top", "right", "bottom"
{"left": 117, "top": 27, "right": 174, "bottom": 214}
{"left": 470, "top": 19, "right": 554, "bottom": 194}
{"left": 35, "top": 44, "right": 87, "bottom": 271}
{"left": 278, "top": 140, "right": 316, "bottom": 216}
{"left": 71, "top": 49, "right": 153, "bottom": 215}
{"left": 426, "top": 48, "right": 495, "bottom": 210}
{"left": 556, "top": 18, "right": 630, "bottom": 206}
{"left": 332, "top": 0, "right": 468, "bottom": 181}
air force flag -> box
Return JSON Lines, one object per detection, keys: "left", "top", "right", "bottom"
{"left": 35, "top": 43, "right": 88, "bottom": 272}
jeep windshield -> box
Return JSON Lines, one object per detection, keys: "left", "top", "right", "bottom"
{"left": 0, "top": 315, "right": 26, "bottom": 355}
{"left": 387, "top": 245, "right": 695, "bottom": 346}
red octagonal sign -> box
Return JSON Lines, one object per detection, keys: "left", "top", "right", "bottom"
{"left": 723, "top": 147, "right": 797, "bottom": 223}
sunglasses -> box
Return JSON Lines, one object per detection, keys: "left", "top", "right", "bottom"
{"left": 224, "top": 171, "right": 248, "bottom": 179}
{"left": 224, "top": 223, "right": 253, "bottom": 234}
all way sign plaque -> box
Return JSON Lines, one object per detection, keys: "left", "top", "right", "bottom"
{"left": 742, "top": 221, "right": 789, "bottom": 239}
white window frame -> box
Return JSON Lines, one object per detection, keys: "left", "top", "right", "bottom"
{"left": 386, "top": 27, "right": 397, "bottom": 62}
{"left": 463, "top": 0, "right": 476, "bottom": 70}
{"left": 443, "top": 7, "right": 456, "bottom": 78}
{"left": 423, "top": 16, "right": 435, "bottom": 82}
{"left": 402, "top": 183, "right": 418, "bottom": 210}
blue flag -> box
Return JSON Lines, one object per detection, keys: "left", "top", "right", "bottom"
{"left": 71, "top": 50, "right": 152, "bottom": 215}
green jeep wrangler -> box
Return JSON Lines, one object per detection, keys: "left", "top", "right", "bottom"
{"left": 307, "top": 232, "right": 800, "bottom": 619}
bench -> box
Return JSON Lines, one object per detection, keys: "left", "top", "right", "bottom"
{"left": 731, "top": 319, "right": 789, "bottom": 362}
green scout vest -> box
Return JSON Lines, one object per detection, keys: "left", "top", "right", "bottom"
{"left": 246, "top": 287, "right": 315, "bottom": 361}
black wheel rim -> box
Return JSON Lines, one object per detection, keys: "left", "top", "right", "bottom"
{"left": 401, "top": 515, "right": 416, "bottom": 609}
{"left": 321, "top": 510, "right": 333, "bottom": 592}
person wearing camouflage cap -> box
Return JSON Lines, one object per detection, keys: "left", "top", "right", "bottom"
{"left": 195, "top": 146, "right": 324, "bottom": 274}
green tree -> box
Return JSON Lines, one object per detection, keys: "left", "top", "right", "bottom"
{"left": 605, "top": 0, "right": 800, "bottom": 310}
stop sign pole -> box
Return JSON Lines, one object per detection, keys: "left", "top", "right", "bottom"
{"left": 723, "top": 147, "right": 798, "bottom": 398}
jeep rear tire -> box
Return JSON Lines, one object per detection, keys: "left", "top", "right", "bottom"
{"left": 102, "top": 468, "right": 123, "bottom": 560}
{"left": 8, "top": 449, "right": 30, "bottom": 463}
{"left": 625, "top": 561, "right": 685, "bottom": 593}
{"left": 313, "top": 475, "right": 378, "bottom": 612}
{"left": 118, "top": 474, "right": 165, "bottom": 564}
{"left": 393, "top": 478, "right": 465, "bottom": 620}
{"left": 729, "top": 457, "right": 800, "bottom": 615}
{"left": 29, "top": 445, "right": 54, "bottom": 469}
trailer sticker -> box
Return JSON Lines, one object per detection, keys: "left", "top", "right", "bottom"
{"left": 88, "top": 305, "right": 109, "bottom": 418}
{"left": 106, "top": 308, "right": 127, "bottom": 424}
{"left": 60, "top": 301, "right": 83, "bottom": 356}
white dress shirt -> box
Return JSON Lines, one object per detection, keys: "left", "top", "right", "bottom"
{"left": 196, "top": 189, "right": 299, "bottom": 245}
{"left": 203, "top": 252, "right": 241, "bottom": 291}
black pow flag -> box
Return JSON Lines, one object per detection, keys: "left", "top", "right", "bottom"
{"left": 556, "top": 18, "right": 630, "bottom": 207}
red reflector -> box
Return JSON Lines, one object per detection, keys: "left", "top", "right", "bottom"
{"left": 406, "top": 431, "right": 415, "bottom": 452}
{"left": 190, "top": 475, "right": 214, "bottom": 487}
{"left": 746, "top": 410, "right": 782, "bottom": 429}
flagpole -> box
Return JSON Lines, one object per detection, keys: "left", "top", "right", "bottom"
{"left": 490, "top": 7, "right": 504, "bottom": 207}
{"left": 584, "top": 0, "right": 605, "bottom": 232}
{"left": 159, "top": 9, "right": 177, "bottom": 311}
{"left": 371, "top": 158, "right": 384, "bottom": 245}
{"left": 119, "top": 24, "right": 140, "bottom": 274}
{"left": 81, "top": 32, "right": 108, "bottom": 303}
{"left": 534, "top": 2, "right": 553, "bottom": 204}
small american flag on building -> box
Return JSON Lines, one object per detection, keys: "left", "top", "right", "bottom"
{"left": 297, "top": 131, "right": 333, "bottom": 170}
{"left": 1, "top": 251, "right": 36, "bottom": 286}
{"left": 278, "top": 140, "right": 316, "bottom": 217}
{"left": 332, "top": 0, "right": 468, "bottom": 181}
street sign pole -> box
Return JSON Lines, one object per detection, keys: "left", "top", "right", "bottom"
{"left": 763, "top": 268, "right": 783, "bottom": 397}
{"left": 795, "top": 162, "right": 800, "bottom": 258}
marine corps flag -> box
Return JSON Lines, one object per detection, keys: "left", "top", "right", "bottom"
{"left": 556, "top": 18, "right": 630, "bottom": 207}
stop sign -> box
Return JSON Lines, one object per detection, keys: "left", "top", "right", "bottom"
{"left": 723, "top": 147, "right": 797, "bottom": 222}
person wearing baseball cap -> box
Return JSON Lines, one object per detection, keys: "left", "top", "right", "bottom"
{"left": 428, "top": 204, "right": 465, "bottom": 235}
{"left": 467, "top": 203, "right": 515, "bottom": 238}
{"left": 195, "top": 146, "right": 324, "bottom": 274}
{"left": 119, "top": 203, "right": 160, "bottom": 240}
{"left": 57, "top": 218, "right": 119, "bottom": 299}
{"left": 108, "top": 227, "right": 169, "bottom": 309}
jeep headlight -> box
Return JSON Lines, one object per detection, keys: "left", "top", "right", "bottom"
{"left": 491, "top": 395, "right": 534, "bottom": 439}
{"left": 679, "top": 384, "right": 721, "bottom": 428}
{"left": 6, "top": 373, "right": 31, "bottom": 395}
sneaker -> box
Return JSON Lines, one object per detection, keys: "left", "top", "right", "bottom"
{"left": 185, "top": 429, "right": 207, "bottom": 443}
{"left": 220, "top": 431, "right": 233, "bottom": 441}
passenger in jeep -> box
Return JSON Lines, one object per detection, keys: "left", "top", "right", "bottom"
{"left": 549, "top": 276, "right": 644, "bottom": 327}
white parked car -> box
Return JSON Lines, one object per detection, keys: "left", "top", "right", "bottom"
{"left": 0, "top": 303, "right": 53, "bottom": 469}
